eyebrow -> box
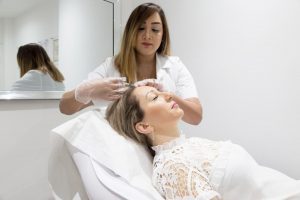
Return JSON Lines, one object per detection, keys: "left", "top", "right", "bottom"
{"left": 142, "top": 22, "right": 162, "bottom": 25}
{"left": 145, "top": 90, "right": 156, "bottom": 99}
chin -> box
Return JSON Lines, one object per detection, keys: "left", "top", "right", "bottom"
{"left": 178, "top": 107, "right": 184, "bottom": 114}
{"left": 176, "top": 109, "right": 184, "bottom": 119}
{"left": 138, "top": 50, "right": 156, "bottom": 57}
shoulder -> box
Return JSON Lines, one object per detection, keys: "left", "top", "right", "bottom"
{"left": 157, "top": 54, "right": 183, "bottom": 65}
{"left": 157, "top": 54, "right": 187, "bottom": 73}
{"left": 24, "top": 70, "right": 43, "bottom": 76}
{"left": 166, "top": 55, "right": 182, "bottom": 63}
{"left": 95, "top": 57, "right": 115, "bottom": 69}
{"left": 11, "top": 71, "right": 41, "bottom": 90}
{"left": 20, "top": 70, "right": 44, "bottom": 82}
{"left": 158, "top": 54, "right": 180, "bottom": 61}
{"left": 89, "top": 57, "right": 120, "bottom": 79}
{"left": 157, "top": 54, "right": 192, "bottom": 79}
{"left": 104, "top": 56, "right": 114, "bottom": 64}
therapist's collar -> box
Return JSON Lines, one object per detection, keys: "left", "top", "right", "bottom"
{"left": 156, "top": 54, "right": 171, "bottom": 69}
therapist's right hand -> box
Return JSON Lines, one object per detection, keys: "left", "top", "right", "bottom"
{"left": 75, "top": 77, "right": 126, "bottom": 104}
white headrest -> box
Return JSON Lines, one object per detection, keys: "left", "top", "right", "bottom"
{"left": 51, "top": 109, "right": 163, "bottom": 200}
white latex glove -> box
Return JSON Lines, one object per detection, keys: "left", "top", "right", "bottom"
{"left": 134, "top": 79, "right": 164, "bottom": 91}
{"left": 75, "top": 77, "right": 127, "bottom": 104}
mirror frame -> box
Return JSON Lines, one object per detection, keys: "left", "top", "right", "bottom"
{"left": 0, "top": 91, "right": 64, "bottom": 100}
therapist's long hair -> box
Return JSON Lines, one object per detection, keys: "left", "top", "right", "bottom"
{"left": 114, "top": 3, "right": 171, "bottom": 83}
{"left": 106, "top": 86, "right": 155, "bottom": 156}
{"left": 17, "top": 43, "right": 64, "bottom": 82}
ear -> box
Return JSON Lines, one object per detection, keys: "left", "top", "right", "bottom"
{"left": 135, "top": 121, "right": 154, "bottom": 135}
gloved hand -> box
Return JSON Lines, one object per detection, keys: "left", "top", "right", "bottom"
{"left": 75, "top": 77, "right": 127, "bottom": 104}
{"left": 134, "top": 79, "right": 164, "bottom": 91}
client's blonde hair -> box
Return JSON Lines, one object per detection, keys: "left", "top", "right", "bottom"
{"left": 106, "top": 86, "right": 154, "bottom": 156}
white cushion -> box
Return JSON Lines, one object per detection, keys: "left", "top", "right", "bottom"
{"left": 50, "top": 109, "right": 163, "bottom": 200}
{"left": 48, "top": 132, "right": 89, "bottom": 200}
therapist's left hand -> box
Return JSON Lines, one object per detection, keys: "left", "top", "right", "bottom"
{"left": 134, "top": 79, "right": 164, "bottom": 91}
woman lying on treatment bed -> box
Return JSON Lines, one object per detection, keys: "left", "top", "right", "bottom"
{"left": 106, "top": 85, "right": 300, "bottom": 200}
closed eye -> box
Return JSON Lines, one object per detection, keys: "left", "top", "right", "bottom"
{"left": 152, "top": 95, "right": 158, "bottom": 101}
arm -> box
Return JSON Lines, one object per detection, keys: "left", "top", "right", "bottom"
{"left": 59, "top": 89, "right": 92, "bottom": 115}
{"left": 173, "top": 57, "right": 203, "bottom": 125}
{"left": 153, "top": 160, "right": 221, "bottom": 200}
{"left": 59, "top": 78, "right": 125, "bottom": 115}
{"left": 59, "top": 57, "right": 125, "bottom": 115}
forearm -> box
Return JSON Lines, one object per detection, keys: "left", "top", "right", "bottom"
{"left": 172, "top": 95, "right": 202, "bottom": 125}
{"left": 59, "top": 90, "right": 92, "bottom": 115}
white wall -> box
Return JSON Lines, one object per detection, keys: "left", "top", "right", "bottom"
{"left": 0, "top": 19, "right": 3, "bottom": 88}
{"left": 0, "top": 100, "right": 73, "bottom": 200}
{"left": 2, "top": 18, "right": 15, "bottom": 90}
{"left": 59, "top": 0, "right": 113, "bottom": 90}
{"left": 124, "top": 0, "right": 300, "bottom": 179}
{"left": 0, "top": 0, "right": 58, "bottom": 90}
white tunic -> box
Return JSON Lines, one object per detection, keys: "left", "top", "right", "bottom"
{"left": 87, "top": 54, "right": 198, "bottom": 100}
{"left": 152, "top": 135, "right": 300, "bottom": 200}
{"left": 11, "top": 70, "right": 65, "bottom": 91}
{"left": 87, "top": 54, "right": 198, "bottom": 111}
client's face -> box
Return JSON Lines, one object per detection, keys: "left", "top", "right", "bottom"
{"left": 133, "top": 86, "right": 184, "bottom": 126}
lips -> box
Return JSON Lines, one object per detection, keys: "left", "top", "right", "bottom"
{"left": 171, "top": 102, "right": 178, "bottom": 109}
{"left": 142, "top": 42, "right": 152, "bottom": 47}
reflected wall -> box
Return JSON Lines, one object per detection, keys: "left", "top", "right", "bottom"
{"left": 59, "top": 0, "right": 114, "bottom": 90}
{"left": 0, "top": 0, "right": 120, "bottom": 93}
{"left": 0, "top": 0, "right": 58, "bottom": 90}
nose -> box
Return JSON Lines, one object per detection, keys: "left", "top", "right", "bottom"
{"left": 163, "top": 92, "right": 172, "bottom": 102}
{"left": 143, "top": 29, "right": 151, "bottom": 40}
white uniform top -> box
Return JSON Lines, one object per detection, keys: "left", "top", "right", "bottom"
{"left": 88, "top": 54, "right": 198, "bottom": 100}
{"left": 11, "top": 70, "right": 65, "bottom": 91}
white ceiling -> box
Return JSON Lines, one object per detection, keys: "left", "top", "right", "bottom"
{"left": 0, "top": 0, "right": 48, "bottom": 18}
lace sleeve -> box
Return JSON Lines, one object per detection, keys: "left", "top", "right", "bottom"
{"left": 153, "top": 159, "right": 221, "bottom": 200}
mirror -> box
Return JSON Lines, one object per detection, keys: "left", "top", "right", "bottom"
{"left": 0, "top": 0, "right": 120, "bottom": 99}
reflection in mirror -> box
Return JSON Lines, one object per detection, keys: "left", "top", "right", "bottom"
{"left": 0, "top": 0, "right": 59, "bottom": 91}
{"left": 59, "top": 0, "right": 117, "bottom": 90}
{"left": 11, "top": 43, "right": 65, "bottom": 91}
{"left": 0, "top": 0, "right": 120, "bottom": 98}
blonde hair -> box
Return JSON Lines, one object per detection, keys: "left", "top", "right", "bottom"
{"left": 106, "top": 86, "right": 154, "bottom": 156}
{"left": 17, "top": 43, "right": 64, "bottom": 82}
{"left": 114, "top": 3, "right": 171, "bottom": 83}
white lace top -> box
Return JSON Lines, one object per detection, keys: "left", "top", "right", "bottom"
{"left": 152, "top": 135, "right": 230, "bottom": 200}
